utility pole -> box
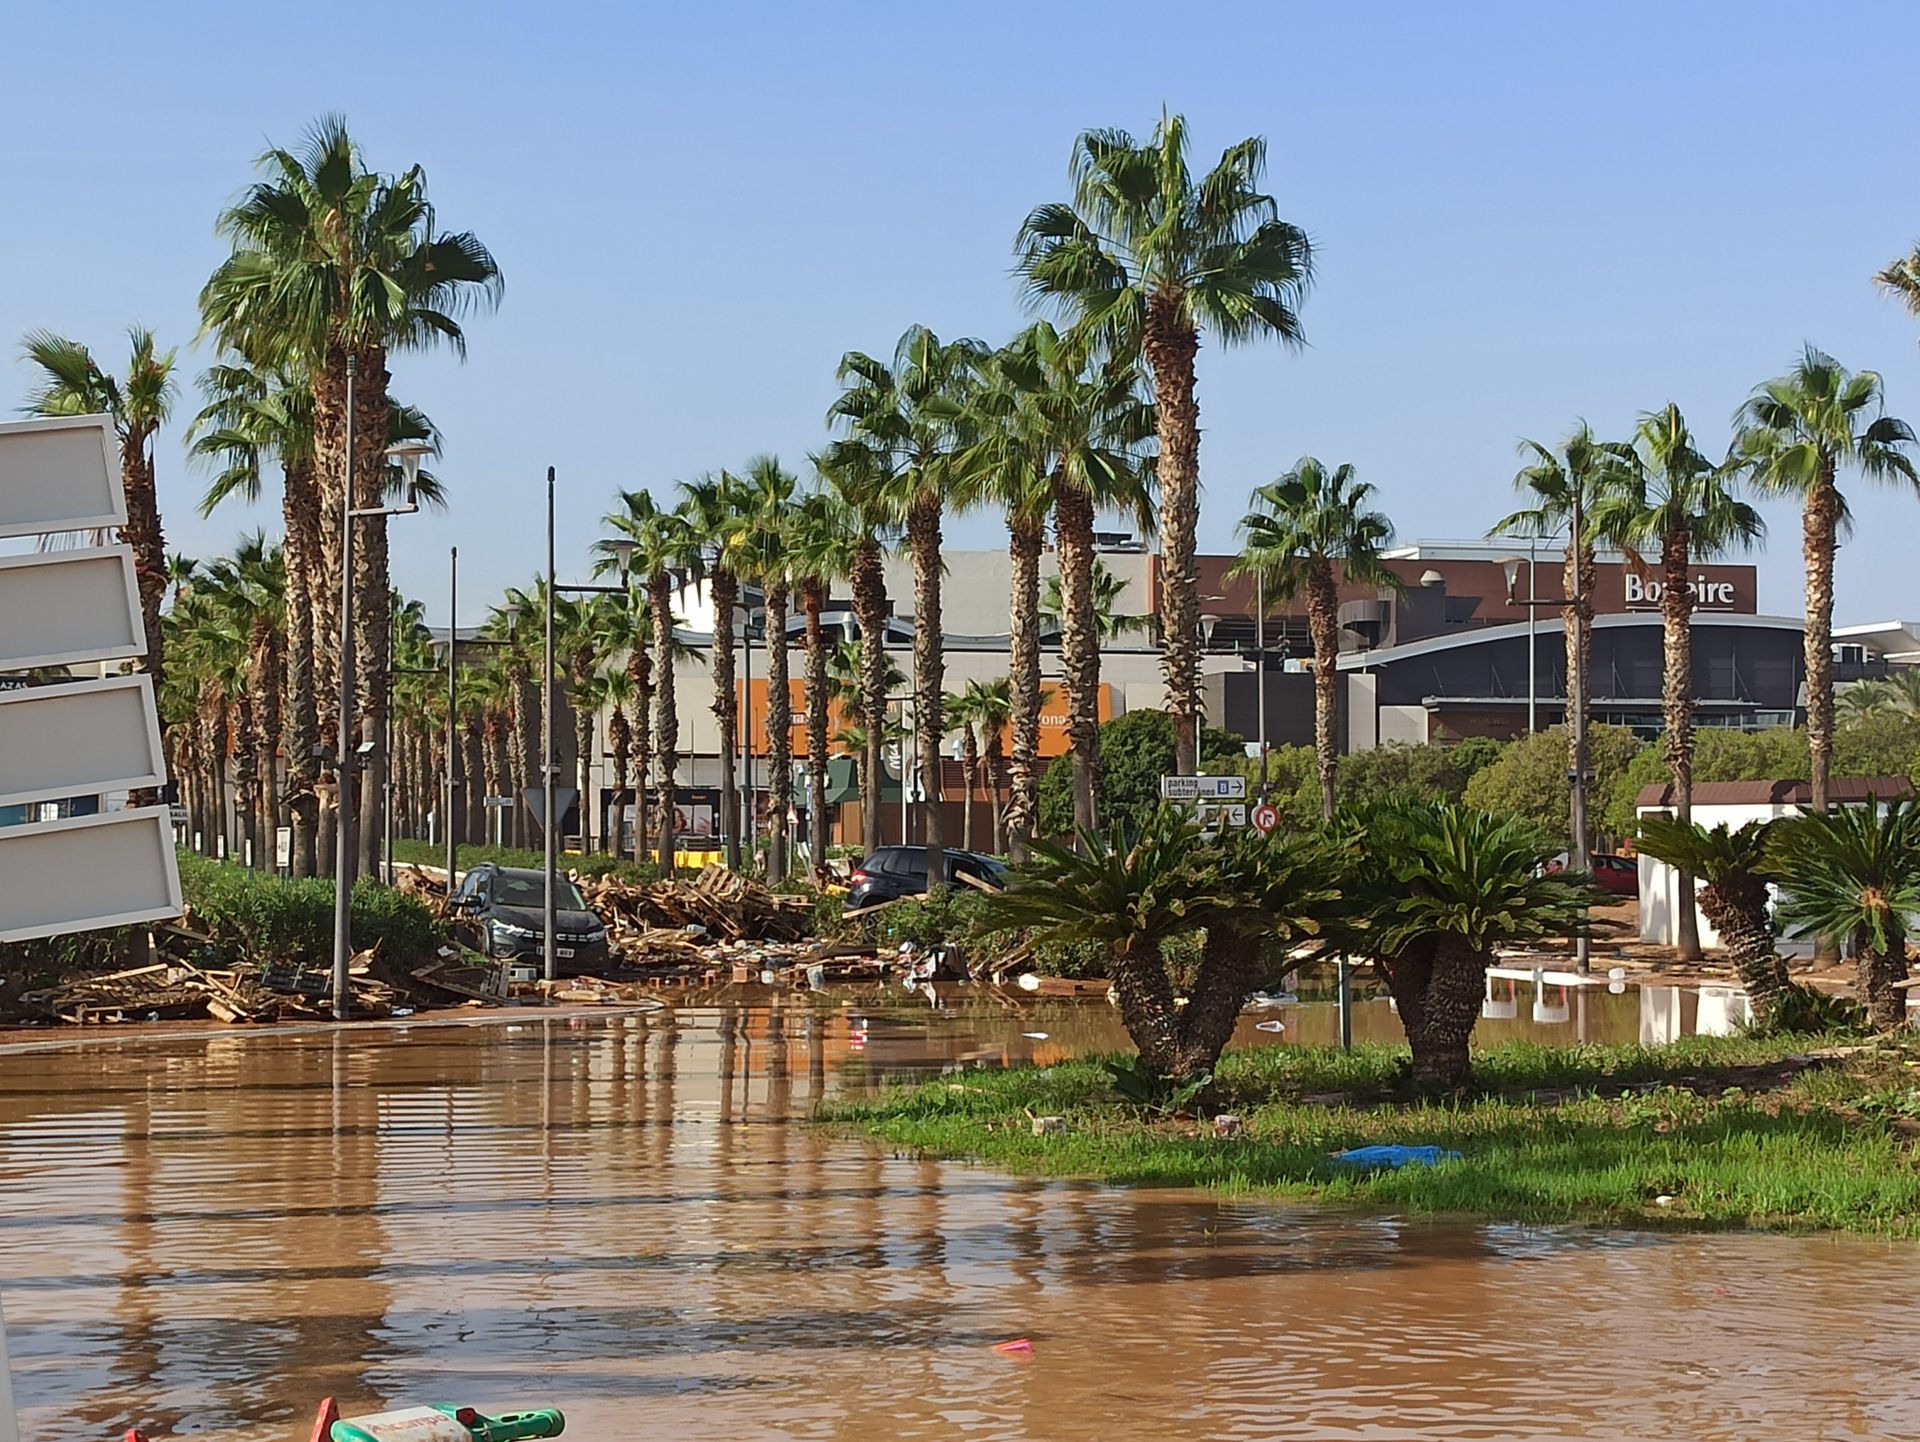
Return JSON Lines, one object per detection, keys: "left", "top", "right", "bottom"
{"left": 445, "top": 546, "right": 460, "bottom": 888}
{"left": 1568, "top": 484, "right": 1592, "bottom": 974}
{"left": 331, "top": 356, "right": 359, "bottom": 1022}
{"left": 543, "top": 466, "right": 558, "bottom": 984}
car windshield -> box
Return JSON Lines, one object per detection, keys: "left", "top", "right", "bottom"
{"left": 493, "top": 874, "right": 586, "bottom": 910}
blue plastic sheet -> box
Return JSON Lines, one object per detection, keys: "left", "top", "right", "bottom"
{"left": 1328, "top": 1145, "right": 1462, "bottom": 1169}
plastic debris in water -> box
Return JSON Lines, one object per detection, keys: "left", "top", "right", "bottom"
{"left": 1329, "top": 1144, "right": 1461, "bottom": 1169}
{"left": 1022, "top": 1031, "right": 1049, "bottom": 1040}
{"left": 1015, "top": 973, "right": 1041, "bottom": 992}
{"left": 1254, "top": 1019, "right": 1285, "bottom": 1033}
{"left": 992, "top": 1337, "right": 1034, "bottom": 1355}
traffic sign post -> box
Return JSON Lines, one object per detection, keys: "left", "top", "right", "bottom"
{"left": 1251, "top": 803, "right": 1279, "bottom": 835}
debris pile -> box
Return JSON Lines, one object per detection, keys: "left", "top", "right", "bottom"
{"left": 581, "top": 867, "right": 816, "bottom": 971}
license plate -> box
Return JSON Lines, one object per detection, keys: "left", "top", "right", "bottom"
{"left": 557, "top": 947, "right": 575, "bottom": 959}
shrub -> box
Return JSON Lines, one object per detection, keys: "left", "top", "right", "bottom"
{"left": 174, "top": 853, "right": 442, "bottom": 972}
{"left": 1038, "top": 709, "right": 1246, "bottom": 838}
{"left": 836, "top": 890, "right": 997, "bottom": 950}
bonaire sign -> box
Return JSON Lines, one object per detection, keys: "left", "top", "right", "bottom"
{"left": 1623, "top": 572, "right": 1738, "bottom": 608}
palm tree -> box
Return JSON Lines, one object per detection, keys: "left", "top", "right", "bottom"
{"left": 730, "top": 457, "right": 802, "bottom": 881}
{"left": 814, "top": 450, "right": 896, "bottom": 857}
{"left": 465, "top": 654, "right": 518, "bottom": 848}
{"left": 1766, "top": 798, "right": 1920, "bottom": 1029}
{"left": 601, "top": 490, "right": 702, "bottom": 877}
{"left": 552, "top": 591, "right": 612, "bottom": 853}
{"left": 578, "top": 667, "right": 633, "bottom": 861}
{"left": 679, "top": 469, "right": 753, "bottom": 867}
{"left": 955, "top": 340, "right": 1055, "bottom": 864}
{"left": 487, "top": 588, "right": 540, "bottom": 850}
{"left": 1344, "top": 802, "right": 1600, "bottom": 1089}
{"left": 971, "top": 321, "right": 1154, "bottom": 838}
{"left": 963, "top": 677, "right": 1013, "bottom": 852}
{"left": 1016, "top": 115, "right": 1312, "bottom": 775}
{"left": 1733, "top": 349, "right": 1918, "bottom": 814}
{"left": 787, "top": 487, "right": 866, "bottom": 876}
{"left": 828, "top": 325, "right": 987, "bottom": 889}
{"left": 1874, "top": 243, "right": 1920, "bottom": 328}
{"left": 1232, "top": 458, "right": 1396, "bottom": 820}
{"left": 1043, "top": 559, "right": 1149, "bottom": 641}
{"left": 1493, "top": 424, "right": 1625, "bottom": 834}
{"left": 201, "top": 115, "right": 502, "bottom": 879}
{"left": 20, "top": 328, "right": 177, "bottom": 795}
{"left": 1593, "top": 405, "right": 1764, "bottom": 960}
{"left": 1636, "top": 816, "right": 1800, "bottom": 1026}
{"left": 945, "top": 686, "right": 983, "bottom": 852}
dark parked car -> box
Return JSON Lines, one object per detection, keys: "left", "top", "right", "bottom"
{"left": 846, "top": 847, "right": 1009, "bottom": 910}
{"left": 1543, "top": 850, "right": 1640, "bottom": 897}
{"left": 448, "top": 864, "right": 611, "bottom": 974}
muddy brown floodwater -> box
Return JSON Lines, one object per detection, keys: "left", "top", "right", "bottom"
{"left": 1, "top": 998, "right": 1918, "bottom": 1441}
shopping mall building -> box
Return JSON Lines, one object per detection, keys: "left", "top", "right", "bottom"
{"left": 569, "top": 536, "right": 1919, "bottom": 850}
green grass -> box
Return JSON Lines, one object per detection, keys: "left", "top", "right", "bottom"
{"left": 823, "top": 1034, "right": 1920, "bottom": 1235}
{"left": 389, "top": 839, "right": 659, "bottom": 885}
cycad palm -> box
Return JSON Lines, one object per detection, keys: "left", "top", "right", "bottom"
{"left": 1636, "top": 817, "right": 1798, "bottom": 1025}
{"left": 1016, "top": 115, "right": 1312, "bottom": 774}
{"left": 1593, "top": 405, "right": 1763, "bottom": 959}
{"left": 1732, "top": 348, "right": 1918, "bottom": 814}
{"left": 20, "top": 327, "right": 177, "bottom": 795}
{"left": 828, "top": 325, "right": 987, "bottom": 889}
{"left": 1766, "top": 798, "right": 1920, "bottom": 1028}
{"left": 1233, "top": 458, "right": 1395, "bottom": 820}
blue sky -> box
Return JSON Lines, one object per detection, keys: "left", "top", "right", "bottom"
{"left": 6, "top": 0, "right": 1920, "bottom": 626}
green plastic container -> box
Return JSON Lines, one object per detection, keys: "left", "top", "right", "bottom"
{"left": 330, "top": 1404, "right": 565, "bottom": 1442}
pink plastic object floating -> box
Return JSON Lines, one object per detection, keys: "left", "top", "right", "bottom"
{"left": 992, "top": 1337, "right": 1034, "bottom": 1355}
{"left": 309, "top": 1397, "right": 342, "bottom": 1442}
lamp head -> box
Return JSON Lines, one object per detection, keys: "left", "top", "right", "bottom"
{"left": 384, "top": 440, "right": 434, "bottom": 493}
{"left": 1499, "top": 557, "right": 1523, "bottom": 604}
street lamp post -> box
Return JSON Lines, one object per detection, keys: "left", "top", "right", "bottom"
{"left": 330, "top": 362, "right": 421, "bottom": 1022}
{"left": 737, "top": 603, "right": 756, "bottom": 870}
{"left": 544, "top": 468, "right": 558, "bottom": 985}
{"left": 1502, "top": 503, "right": 1593, "bottom": 976}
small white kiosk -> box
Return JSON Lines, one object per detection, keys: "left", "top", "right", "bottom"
{"left": 1635, "top": 774, "right": 1914, "bottom": 951}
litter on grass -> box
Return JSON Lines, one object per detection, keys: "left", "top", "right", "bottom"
{"left": 1329, "top": 1145, "right": 1462, "bottom": 1170}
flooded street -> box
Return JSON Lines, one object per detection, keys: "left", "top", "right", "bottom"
{"left": 2, "top": 1000, "right": 1917, "bottom": 1441}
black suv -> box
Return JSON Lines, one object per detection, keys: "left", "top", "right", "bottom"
{"left": 448, "top": 864, "right": 611, "bottom": 974}
{"left": 846, "top": 847, "right": 1009, "bottom": 910}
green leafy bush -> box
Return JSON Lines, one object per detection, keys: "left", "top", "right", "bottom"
{"left": 835, "top": 890, "right": 997, "bottom": 950}
{"left": 175, "top": 853, "right": 442, "bottom": 971}
{"left": 1038, "top": 709, "right": 1245, "bottom": 837}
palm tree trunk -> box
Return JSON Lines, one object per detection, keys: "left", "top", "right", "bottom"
{"left": 651, "top": 574, "right": 680, "bottom": 877}
{"left": 608, "top": 707, "right": 630, "bottom": 861}
{"left": 1858, "top": 923, "right": 1910, "bottom": 1030}
{"left": 349, "top": 345, "right": 392, "bottom": 881}
{"left": 1661, "top": 535, "right": 1702, "bottom": 960}
{"left": 1055, "top": 478, "right": 1102, "bottom": 837}
{"left": 960, "top": 730, "right": 978, "bottom": 851}
{"left": 463, "top": 716, "right": 486, "bottom": 845}
{"left": 511, "top": 669, "right": 535, "bottom": 849}
{"left": 1005, "top": 512, "right": 1044, "bottom": 863}
{"left": 484, "top": 715, "right": 508, "bottom": 846}
{"left": 233, "top": 694, "right": 257, "bottom": 865}
{"left": 572, "top": 662, "right": 595, "bottom": 853}
{"left": 1695, "top": 885, "right": 1795, "bottom": 1026}
{"left": 1378, "top": 938, "right": 1487, "bottom": 1091}
{"left": 1805, "top": 459, "right": 1839, "bottom": 815}
{"left": 253, "top": 628, "right": 282, "bottom": 871}
{"left": 1144, "top": 293, "right": 1202, "bottom": 775}
{"left": 121, "top": 420, "right": 167, "bottom": 806}
{"left": 281, "top": 459, "right": 322, "bottom": 878}
{"left": 627, "top": 645, "right": 654, "bottom": 865}
{"left": 908, "top": 496, "right": 946, "bottom": 890}
{"left": 710, "top": 568, "right": 741, "bottom": 868}
{"left": 803, "top": 581, "right": 832, "bottom": 878}
{"left": 1306, "top": 561, "right": 1340, "bottom": 821}
{"left": 851, "top": 541, "right": 888, "bottom": 856}
{"left": 765, "top": 583, "right": 793, "bottom": 885}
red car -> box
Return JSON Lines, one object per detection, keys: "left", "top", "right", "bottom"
{"left": 1543, "top": 851, "right": 1640, "bottom": 897}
